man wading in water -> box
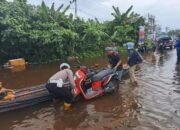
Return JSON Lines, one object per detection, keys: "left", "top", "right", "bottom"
{"left": 46, "top": 63, "right": 76, "bottom": 110}
{"left": 105, "top": 47, "right": 123, "bottom": 80}
{"left": 126, "top": 42, "right": 143, "bottom": 85}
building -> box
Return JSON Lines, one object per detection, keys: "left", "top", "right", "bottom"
{"left": 145, "top": 14, "right": 161, "bottom": 40}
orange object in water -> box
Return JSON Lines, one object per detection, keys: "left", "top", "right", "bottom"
{"left": 64, "top": 102, "right": 71, "bottom": 111}
{"left": 92, "top": 81, "right": 102, "bottom": 91}
{"left": 8, "top": 58, "right": 26, "bottom": 67}
{"left": 10, "top": 66, "right": 26, "bottom": 72}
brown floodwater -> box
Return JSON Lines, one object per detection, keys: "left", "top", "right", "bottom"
{"left": 0, "top": 50, "right": 180, "bottom": 130}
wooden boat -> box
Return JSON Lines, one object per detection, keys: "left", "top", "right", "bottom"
{"left": 0, "top": 84, "right": 52, "bottom": 113}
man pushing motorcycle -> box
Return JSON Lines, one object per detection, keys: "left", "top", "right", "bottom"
{"left": 105, "top": 47, "right": 123, "bottom": 80}
{"left": 46, "top": 63, "right": 76, "bottom": 110}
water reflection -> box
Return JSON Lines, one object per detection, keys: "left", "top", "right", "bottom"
{"left": 53, "top": 104, "right": 88, "bottom": 130}
{"left": 52, "top": 85, "right": 138, "bottom": 130}
{"left": 10, "top": 66, "right": 26, "bottom": 73}
{"left": 0, "top": 82, "right": 138, "bottom": 130}
{"left": 0, "top": 50, "right": 180, "bottom": 130}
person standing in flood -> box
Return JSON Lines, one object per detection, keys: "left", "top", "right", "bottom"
{"left": 105, "top": 47, "right": 123, "bottom": 80}
{"left": 46, "top": 63, "right": 76, "bottom": 110}
{"left": 175, "top": 35, "right": 180, "bottom": 65}
{"left": 126, "top": 42, "right": 143, "bottom": 85}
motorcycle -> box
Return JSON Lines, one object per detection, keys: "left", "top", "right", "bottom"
{"left": 72, "top": 66, "right": 128, "bottom": 100}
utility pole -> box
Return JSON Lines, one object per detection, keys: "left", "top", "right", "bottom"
{"left": 165, "top": 27, "right": 169, "bottom": 33}
{"left": 74, "top": 0, "right": 77, "bottom": 19}
{"left": 70, "top": 0, "right": 77, "bottom": 19}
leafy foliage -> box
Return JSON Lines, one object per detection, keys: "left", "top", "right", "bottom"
{"left": 168, "top": 29, "right": 180, "bottom": 37}
{"left": 0, "top": 0, "right": 144, "bottom": 64}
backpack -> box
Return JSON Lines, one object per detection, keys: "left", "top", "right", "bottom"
{"left": 128, "top": 50, "right": 143, "bottom": 66}
{"left": 135, "top": 51, "right": 143, "bottom": 64}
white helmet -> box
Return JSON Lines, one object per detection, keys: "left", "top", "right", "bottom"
{"left": 60, "top": 63, "right": 70, "bottom": 70}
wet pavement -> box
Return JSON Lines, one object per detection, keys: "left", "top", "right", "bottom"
{"left": 0, "top": 50, "right": 180, "bottom": 130}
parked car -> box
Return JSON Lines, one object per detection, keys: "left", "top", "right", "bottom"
{"left": 158, "top": 36, "right": 174, "bottom": 49}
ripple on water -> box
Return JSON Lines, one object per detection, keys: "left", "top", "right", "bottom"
{"left": 0, "top": 50, "right": 180, "bottom": 130}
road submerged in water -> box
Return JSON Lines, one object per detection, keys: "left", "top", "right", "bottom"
{"left": 0, "top": 49, "right": 180, "bottom": 130}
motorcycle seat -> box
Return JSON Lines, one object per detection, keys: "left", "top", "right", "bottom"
{"left": 86, "top": 71, "right": 96, "bottom": 79}
{"left": 92, "top": 68, "right": 114, "bottom": 81}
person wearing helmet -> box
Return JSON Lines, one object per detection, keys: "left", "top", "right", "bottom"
{"left": 105, "top": 47, "right": 122, "bottom": 80}
{"left": 126, "top": 42, "right": 143, "bottom": 85}
{"left": 46, "top": 63, "right": 76, "bottom": 110}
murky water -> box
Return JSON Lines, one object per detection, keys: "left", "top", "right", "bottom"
{"left": 0, "top": 50, "right": 180, "bottom": 130}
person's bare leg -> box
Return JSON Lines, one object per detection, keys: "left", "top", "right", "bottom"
{"left": 129, "top": 65, "right": 138, "bottom": 85}
{"left": 129, "top": 66, "right": 133, "bottom": 83}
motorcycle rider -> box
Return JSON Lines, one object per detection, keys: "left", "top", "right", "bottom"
{"left": 175, "top": 35, "right": 180, "bottom": 65}
{"left": 126, "top": 42, "right": 143, "bottom": 85}
{"left": 105, "top": 47, "right": 123, "bottom": 80}
{"left": 46, "top": 63, "right": 76, "bottom": 110}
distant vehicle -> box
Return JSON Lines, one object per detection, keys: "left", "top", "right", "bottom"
{"left": 158, "top": 36, "right": 174, "bottom": 49}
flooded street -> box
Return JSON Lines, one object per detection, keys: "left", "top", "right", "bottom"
{"left": 0, "top": 50, "right": 180, "bottom": 130}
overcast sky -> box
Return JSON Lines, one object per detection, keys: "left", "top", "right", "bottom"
{"left": 27, "top": 0, "right": 180, "bottom": 30}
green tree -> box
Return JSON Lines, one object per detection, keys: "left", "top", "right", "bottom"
{"left": 0, "top": 1, "right": 144, "bottom": 64}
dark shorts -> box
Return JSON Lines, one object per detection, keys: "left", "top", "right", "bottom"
{"left": 46, "top": 83, "right": 73, "bottom": 103}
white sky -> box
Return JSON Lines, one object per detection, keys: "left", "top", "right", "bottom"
{"left": 25, "top": 0, "right": 180, "bottom": 30}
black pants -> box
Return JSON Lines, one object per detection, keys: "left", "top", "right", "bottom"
{"left": 46, "top": 83, "right": 73, "bottom": 104}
